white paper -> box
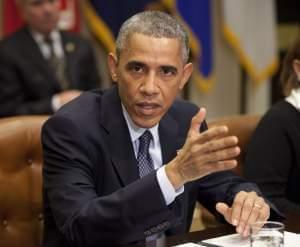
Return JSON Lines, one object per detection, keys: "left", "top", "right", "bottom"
{"left": 173, "top": 244, "right": 201, "bottom": 247}
{"left": 174, "top": 231, "right": 300, "bottom": 247}
{"left": 203, "top": 231, "right": 300, "bottom": 247}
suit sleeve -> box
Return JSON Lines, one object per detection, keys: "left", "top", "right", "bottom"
{"left": 0, "top": 45, "right": 53, "bottom": 116}
{"left": 42, "top": 116, "right": 180, "bottom": 246}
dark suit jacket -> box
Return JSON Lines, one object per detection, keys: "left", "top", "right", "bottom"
{"left": 0, "top": 27, "right": 100, "bottom": 116}
{"left": 42, "top": 86, "right": 269, "bottom": 247}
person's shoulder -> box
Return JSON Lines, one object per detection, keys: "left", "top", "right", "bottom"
{"left": 57, "top": 89, "right": 105, "bottom": 118}
{"left": 259, "top": 100, "right": 297, "bottom": 130}
{"left": 168, "top": 98, "right": 200, "bottom": 128}
{"left": 60, "top": 30, "right": 92, "bottom": 46}
{"left": 169, "top": 98, "right": 199, "bottom": 117}
{"left": 0, "top": 27, "right": 27, "bottom": 49}
{"left": 265, "top": 100, "right": 297, "bottom": 120}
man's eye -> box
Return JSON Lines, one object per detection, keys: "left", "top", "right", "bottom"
{"left": 127, "top": 63, "right": 145, "bottom": 74}
{"left": 161, "top": 67, "right": 177, "bottom": 76}
{"left": 132, "top": 65, "right": 143, "bottom": 72}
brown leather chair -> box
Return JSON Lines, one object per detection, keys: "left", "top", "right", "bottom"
{"left": 0, "top": 116, "right": 48, "bottom": 247}
{"left": 191, "top": 114, "right": 261, "bottom": 231}
{"left": 208, "top": 114, "right": 261, "bottom": 176}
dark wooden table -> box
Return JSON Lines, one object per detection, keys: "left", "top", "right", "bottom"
{"left": 135, "top": 212, "right": 300, "bottom": 246}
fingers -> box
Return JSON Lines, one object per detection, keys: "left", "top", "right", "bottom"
{"left": 243, "top": 198, "right": 269, "bottom": 236}
{"left": 188, "top": 108, "right": 207, "bottom": 136}
{"left": 199, "top": 136, "right": 239, "bottom": 154}
{"left": 197, "top": 125, "right": 229, "bottom": 144}
{"left": 216, "top": 202, "right": 232, "bottom": 223}
{"left": 230, "top": 191, "right": 270, "bottom": 237}
{"left": 199, "top": 145, "right": 240, "bottom": 164}
{"left": 175, "top": 109, "right": 240, "bottom": 184}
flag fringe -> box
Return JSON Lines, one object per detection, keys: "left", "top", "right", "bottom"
{"left": 82, "top": 1, "right": 116, "bottom": 52}
{"left": 223, "top": 25, "right": 279, "bottom": 85}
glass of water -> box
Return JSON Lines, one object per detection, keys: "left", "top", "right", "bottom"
{"left": 250, "top": 221, "right": 284, "bottom": 247}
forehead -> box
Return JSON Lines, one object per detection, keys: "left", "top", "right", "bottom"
{"left": 120, "top": 33, "right": 184, "bottom": 66}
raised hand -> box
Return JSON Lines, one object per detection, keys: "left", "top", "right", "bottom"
{"left": 166, "top": 108, "right": 240, "bottom": 189}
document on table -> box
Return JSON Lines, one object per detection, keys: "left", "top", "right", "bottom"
{"left": 173, "top": 231, "right": 300, "bottom": 247}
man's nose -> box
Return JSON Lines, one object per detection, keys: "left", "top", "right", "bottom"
{"left": 141, "top": 72, "right": 159, "bottom": 95}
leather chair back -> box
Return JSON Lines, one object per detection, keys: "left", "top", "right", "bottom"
{"left": 208, "top": 114, "right": 261, "bottom": 176}
{"left": 0, "top": 116, "right": 48, "bottom": 247}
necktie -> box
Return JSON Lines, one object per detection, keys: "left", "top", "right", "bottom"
{"left": 44, "top": 36, "right": 69, "bottom": 90}
{"left": 137, "top": 130, "right": 154, "bottom": 177}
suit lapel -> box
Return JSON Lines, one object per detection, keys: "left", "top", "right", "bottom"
{"left": 61, "top": 32, "right": 77, "bottom": 87}
{"left": 159, "top": 113, "right": 185, "bottom": 164}
{"left": 99, "top": 87, "right": 140, "bottom": 186}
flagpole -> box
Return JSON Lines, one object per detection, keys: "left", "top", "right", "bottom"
{"left": 240, "top": 67, "right": 247, "bottom": 114}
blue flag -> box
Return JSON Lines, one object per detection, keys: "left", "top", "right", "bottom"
{"left": 173, "top": 0, "right": 214, "bottom": 92}
{"left": 84, "top": 0, "right": 214, "bottom": 93}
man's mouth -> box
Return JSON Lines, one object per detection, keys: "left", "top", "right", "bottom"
{"left": 136, "top": 102, "right": 160, "bottom": 115}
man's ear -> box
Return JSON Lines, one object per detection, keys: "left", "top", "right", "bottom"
{"left": 293, "top": 59, "right": 300, "bottom": 80}
{"left": 107, "top": 53, "right": 118, "bottom": 82}
{"left": 179, "top": 63, "right": 193, "bottom": 90}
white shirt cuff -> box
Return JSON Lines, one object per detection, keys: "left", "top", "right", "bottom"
{"left": 51, "top": 95, "right": 61, "bottom": 112}
{"left": 156, "top": 166, "right": 184, "bottom": 205}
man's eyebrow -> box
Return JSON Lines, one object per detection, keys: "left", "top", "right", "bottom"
{"left": 160, "top": 65, "right": 178, "bottom": 72}
{"left": 126, "top": 61, "right": 146, "bottom": 68}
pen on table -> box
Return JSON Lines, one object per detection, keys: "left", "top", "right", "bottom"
{"left": 197, "top": 241, "right": 222, "bottom": 247}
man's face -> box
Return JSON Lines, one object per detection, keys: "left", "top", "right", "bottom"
{"left": 108, "top": 33, "right": 193, "bottom": 128}
{"left": 19, "top": 0, "right": 60, "bottom": 34}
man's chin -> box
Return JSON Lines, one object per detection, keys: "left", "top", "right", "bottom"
{"left": 132, "top": 116, "right": 160, "bottom": 129}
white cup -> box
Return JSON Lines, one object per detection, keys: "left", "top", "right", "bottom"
{"left": 250, "top": 221, "right": 284, "bottom": 247}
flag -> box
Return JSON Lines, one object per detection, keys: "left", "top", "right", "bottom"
{"left": 2, "top": 0, "right": 81, "bottom": 37}
{"left": 83, "top": 0, "right": 163, "bottom": 52}
{"left": 3, "top": 0, "right": 23, "bottom": 36}
{"left": 83, "top": 0, "right": 214, "bottom": 93}
{"left": 223, "top": 0, "right": 278, "bottom": 85}
{"left": 164, "top": 0, "right": 214, "bottom": 92}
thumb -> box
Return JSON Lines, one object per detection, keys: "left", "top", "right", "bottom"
{"left": 188, "top": 108, "right": 206, "bottom": 136}
{"left": 216, "top": 202, "right": 232, "bottom": 223}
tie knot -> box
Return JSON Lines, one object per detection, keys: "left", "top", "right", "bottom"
{"left": 44, "top": 35, "right": 53, "bottom": 44}
{"left": 139, "top": 130, "right": 152, "bottom": 149}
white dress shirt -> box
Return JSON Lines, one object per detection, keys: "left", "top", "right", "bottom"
{"left": 31, "top": 29, "right": 64, "bottom": 60}
{"left": 122, "top": 105, "right": 184, "bottom": 206}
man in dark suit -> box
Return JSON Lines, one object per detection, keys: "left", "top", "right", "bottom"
{"left": 42, "top": 11, "right": 280, "bottom": 247}
{"left": 0, "top": 0, "right": 100, "bottom": 116}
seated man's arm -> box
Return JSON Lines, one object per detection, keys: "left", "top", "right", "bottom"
{"left": 42, "top": 115, "right": 180, "bottom": 246}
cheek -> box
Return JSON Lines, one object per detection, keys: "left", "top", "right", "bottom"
{"left": 161, "top": 83, "right": 180, "bottom": 98}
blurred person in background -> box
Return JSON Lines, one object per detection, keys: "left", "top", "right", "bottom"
{"left": 244, "top": 38, "right": 300, "bottom": 214}
{"left": 0, "top": 0, "right": 100, "bottom": 116}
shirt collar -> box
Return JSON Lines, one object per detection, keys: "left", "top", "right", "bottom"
{"left": 286, "top": 88, "right": 300, "bottom": 111}
{"left": 30, "top": 29, "right": 61, "bottom": 45}
{"left": 121, "top": 104, "right": 159, "bottom": 146}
